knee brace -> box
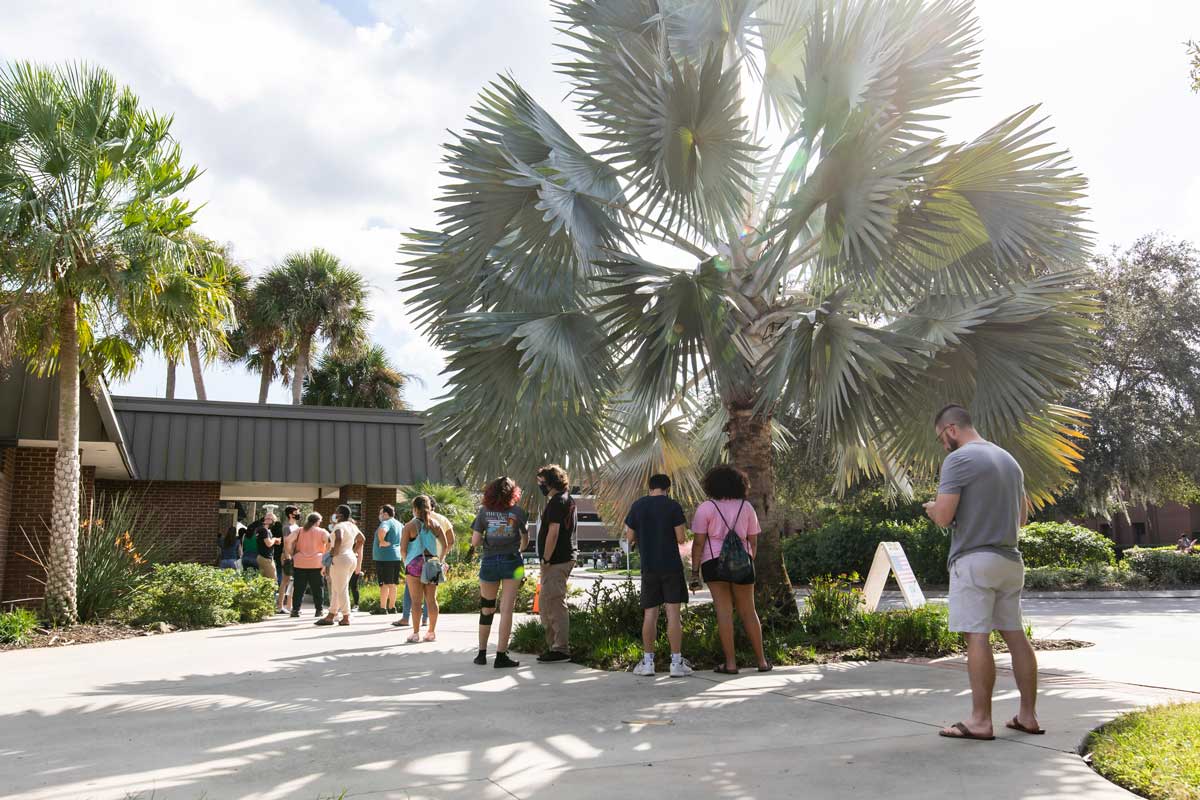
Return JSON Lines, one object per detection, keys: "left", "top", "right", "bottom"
{"left": 479, "top": 595, "right": 496, "bottom": 626}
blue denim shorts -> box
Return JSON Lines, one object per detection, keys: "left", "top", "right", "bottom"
{"left": 479, "top": 553, "right": 525, "bottom": 583}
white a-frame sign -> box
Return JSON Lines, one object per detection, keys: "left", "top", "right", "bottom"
{"left": 861, "top": 541, "right": 927, "bottom": 611}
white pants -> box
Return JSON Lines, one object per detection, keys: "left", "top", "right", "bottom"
{"left": 327, "top": 553, "right": 357, "bottom": 617}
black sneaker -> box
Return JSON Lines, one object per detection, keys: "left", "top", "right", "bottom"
{"left": 386, "top": 607, "right": 398, "bottom": 614}
{"left": 370, "top": 608, "right": 389, "bottom": 616}
{"left": 537, "top": 650, "right": 570, "bottom": 663}
{"left": 473, "top": 650, "right": 488, "bottom": 666}
{"left": 494, "top": 652, "right": 519, "bottom": 669}
{"left": 290, "top": 612, "right": 300, "bottom": 618}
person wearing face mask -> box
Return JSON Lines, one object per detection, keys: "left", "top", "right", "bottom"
{"left": 373, "top": 504, "right": 403, "bottom": 616}
{"left": 924, "top": 404, "right": 1040, "bottom": 742}
{"left": 534, "top": 464, "right": 576, "bottom": 663}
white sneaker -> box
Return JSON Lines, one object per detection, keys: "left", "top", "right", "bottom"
{"left": 633, "top": 661, "right": 655, "bottom": 677}
{"left": 669, "top": 659, "right": 693, "bottom": 678}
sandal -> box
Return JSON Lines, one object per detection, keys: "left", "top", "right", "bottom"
{"left": 1005, "top": 717, "right": 1046, "bottom": 735}
{"left": 423, "top": 632, "right": 437, "bottom": 642}
{"left": 406, "top": 633, "right": 421, "bottom": 643}
{"left": 939, "top": 722, "right": 995, "bottom": 741}
{"left": 758, "top": 663, "right": 773, "bottom": 673}
{"left": 338, "top": 617, "right": 350, "bottom": 626}
{"left": 713, "top": 664, "right": 740, "bottom": 675}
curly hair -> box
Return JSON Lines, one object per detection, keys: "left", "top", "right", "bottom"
{"left": 536, "top": 464, "right": 569, "bottom": 492}
{"left": 483, "top": 476, "right": 522, "bottom": 511}
{"left": 702, "top": 464, "right": 750, "bottom": 500}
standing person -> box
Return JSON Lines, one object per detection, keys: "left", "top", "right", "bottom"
{"left": 471, "top": 476, "right": 529, "bottom": 668}
{"left": 319, "top": 504, "right": 364, "bottom": 626}
{"left": 925, "top": 404, "right": 1042, "bottom": 741}
{"left": 399, "top": 495, "right": 448, "bottom": 642}
{"left": 535, "top": 464, "right": 576, "bottom": 663}
{"left": 255, "top": 511, "right": 280, "bottom": 583}
{"left": 625, "top": 474, "right": 692, "bottom": 678}
{"left": 277, "top": 505, "right": 301, "bottom": 614}
{"left": 217, "top": 525, "right": 242, "bottom": 571}
{"left": 395, "top": 500, "right": 452, "bottom": 628}
{"left": 288, "top": 512, "right": 330, "bottom": 618}
{"left": 690, "top": 464, "right": 771, "bottom": 674}
{"left": 373, "top": 504, "right": 403, "bottom": 616}
{"left": 241, "top": 515, "right": 260, "bottom": 572}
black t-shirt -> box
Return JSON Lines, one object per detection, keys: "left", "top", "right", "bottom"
{"left": 538, "top": 493, "right": 577, "bottom": 564}
{"left": 255, "top": 522, "right": 284, "bottom": 564}
{"left": 624, "top": 494, "right": 686, "bottom": 572}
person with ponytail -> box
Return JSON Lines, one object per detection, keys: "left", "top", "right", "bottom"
{"left": 399, "top": 495, "right": 448, "bottom": 643}
{"left": 470, "top": 476, "right": 528, "bottom": 668}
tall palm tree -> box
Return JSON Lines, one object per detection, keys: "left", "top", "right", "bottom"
{"left": 259, "top": 248, "right": 370, "bottom": 405}
{"left": 399, "top": 0, "right": 1095, "bottom": 618}
{"left": 301, "top": 344, "right": 412, "bottom": 409}
{"left": 225, "top": 270, "right": 289, "bottom": 403}
{"left": 0, "top": 62, "right": 222, "bottom": 623}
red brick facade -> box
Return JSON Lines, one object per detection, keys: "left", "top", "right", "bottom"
{"left": 94, "top": 479, "right": 222, "bottom": 565}
{"left": 0, "top": 448, "right": 15, "bottom": 603}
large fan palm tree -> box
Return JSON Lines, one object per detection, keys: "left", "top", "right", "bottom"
{"left": 259, "top": 248, "right": 370, "bottom": 405}
{"left": 0, "top": 62, "right": 221, "bottom": 623}
{"left": 399, "top": 0, "right": 1094, "bottom": 617}
{"left": 301, "top": 344, "right": 412, "bottom": 410}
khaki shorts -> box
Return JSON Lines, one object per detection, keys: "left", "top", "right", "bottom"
{"left": 256, "top": 555, "right": 277, "bottom": 581}
{"left": 948, "top": 552, "right": 1024, "bottom": 633}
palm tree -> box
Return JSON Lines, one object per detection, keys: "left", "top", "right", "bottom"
{"left": 398, "top": 1, "right": 1095, "bottom": 618}
{"left": 0, "top": 62, "right": 223, "bottom": 623}
{"left": 225, "top": 270, "right": 290, "bottom": 403}
{"left": 259, "top": 248, "right": 370, "bottom": 405}
{"left": 301, "top": 344, "right": 412, "bottom": 409}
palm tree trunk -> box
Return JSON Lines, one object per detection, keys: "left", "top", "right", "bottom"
{"left": 726, "top": 402, "right": 798, "bottom": 624}
{"left": 292, "top": 337, "right": 311, "bottom": 405}
{"left": 187, "top": 339, "right": 207, "bottom": 401}
{"left": 258, "top": 361, "right": 272, "bottom": 404}
{"left": 46, "top": 297, "right": 81, "bottom": 625}
{"left": 165, "top": 358, "right": 177, "bottom": 399}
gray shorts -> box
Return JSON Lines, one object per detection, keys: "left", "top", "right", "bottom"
{"left": 948, "top": 552, "right": 1024, "bottom": 633}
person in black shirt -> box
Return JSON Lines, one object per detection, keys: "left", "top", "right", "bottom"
{"left": 624, "top": 474, "right": 691, "bottom": 678}
{"left": 535, "top": 464, "right": 575, "bottom": 663}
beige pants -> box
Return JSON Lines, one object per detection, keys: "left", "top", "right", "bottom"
{"left": 540, "top": 560, "right": 574, "bottom": 652}
{"left": 327, "top": 553, "right": 357, "bottom": 617}
{"left": 256, "top": 555, "right": 277, "bottom": 581}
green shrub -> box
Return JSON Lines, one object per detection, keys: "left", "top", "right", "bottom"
{"left": 803, "top": 574, "right": 862, "bottom": 639}
{"left": 76, "top": 493, "right": 168, "bottom": 622}
{"left": 357, "top": 581, "right": 381, "bottom": 612}
{"left": 1018, "top": 522, "right": 1115, "bottom": 568}
{"left": 851, "top": 605, "right": 961, "bottom": 657}
{"left": 127, "top": 563, "right": 243, "bottom": 628}
{"left": 0, "top": 608, "right": 39, "bottom": 645}
{"left": 228, "top": 574, "right": 278, "bottom": 622}
{"left": 1023, "top": 563, "right": 1131, "bottom": 591}
{"left": 1124, "top": 547, "right": 1200, "bottom": 586}
{"left": 783, "top": 517, "right": 949, "bottom": 586}
{"left": 436, "top": 572, "right": 536, "bottom": 613}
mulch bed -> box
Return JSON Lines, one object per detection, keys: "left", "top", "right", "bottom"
{"left": 0, "top": 622, "right": 159, "bottom": 651}
{"left": 1028, "top": 638, "right": 1093, "bottom": 651}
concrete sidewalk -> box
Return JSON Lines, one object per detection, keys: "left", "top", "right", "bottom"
{"left": 1, "top": 605, "right": 1196, "bottom": 800}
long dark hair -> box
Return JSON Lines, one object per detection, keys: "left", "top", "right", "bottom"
{"left": 221, "top": 527, "right": 237, "bottom": 548}
{"left": 483, "top": 477, "right": 521, "bottom": 511}
{"left": 304, "top": 512, "right": 322, "bottom": 531}
{"left": 412, "top": 494, "right": 432, "bottom": 524}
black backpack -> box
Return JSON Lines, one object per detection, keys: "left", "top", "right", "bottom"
{"left": 705, "top": 500, "right": 755, "bottom": 583}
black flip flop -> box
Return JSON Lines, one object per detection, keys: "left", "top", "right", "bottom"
{"left": 713, "top": 664, "right": 740, "bottom": 675}
{"left": 939, "top": 722, "right": 995, "bottom": 741}
{"left": 1005, "top": 717, "right": 1046, "bottom": 735}
{"left": 758, "top": 663, "right": 774, "bottom": 672}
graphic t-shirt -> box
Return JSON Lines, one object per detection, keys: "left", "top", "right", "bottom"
{"left": 472, "top": 505, "right": 529, "bottom": 557}
{"left": 538, "top": 493, "right": 577, "bottom": 564}
{"left": 691, "top": 499, "right": 760, "bottom": 564}
{"left": 624, "top": 495, "right": 686, "bottom": 572}
{"left": 373, "top": 518, "right": 403, "bottom": 561}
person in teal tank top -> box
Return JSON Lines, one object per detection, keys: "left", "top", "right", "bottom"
{"left": 371, "top": 504, "right": 403, "bottom": 616}
{"left": 398, "top": 495, "right": 448, "bottom": 643}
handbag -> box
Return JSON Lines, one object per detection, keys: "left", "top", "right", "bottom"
{"left": 420, "top": 556, "right": 444, "bottom": 585}
{"left": 705, "top": 500, "right": 755, "bottom": 584}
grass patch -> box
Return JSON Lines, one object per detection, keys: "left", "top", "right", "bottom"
{"left": 0, "top": 607, "right": 39, "bottom": 645}
{"left": 1087, "top": 702, "right": 1200, "bottom": 800}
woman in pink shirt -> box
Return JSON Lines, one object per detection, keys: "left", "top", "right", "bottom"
{"left": 689, "top": 465, "right": 771, "bottom": 674}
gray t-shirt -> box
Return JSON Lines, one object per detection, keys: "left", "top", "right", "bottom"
{"left": 937, "top": 440, "right": 1025, "bottom": 567}
{"left": 471, "top": 505, "right": 529, "bottom": 557}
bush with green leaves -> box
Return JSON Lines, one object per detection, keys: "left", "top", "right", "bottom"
{"left": 783, "top": 517, "right": 950, "bottom": 586}
{"left": 803, "top": 574, "right": 863, "bottom": 640}
{"left": 126, "top": 563, "right": 276, "bottom": 628}
{"left": 1018, "top": 522, "right": 1115, "bottom": 568}
{"left": 1123, "top": 547, "right": 1200, "bottom": 586}
{"left": 0, "top": 608, "right": 39, "bottom": 645}
{"left": 76, "top": 493, "right": 167, "bottom": 622}
{"left": 1022, "top": 564, "right": 1133, "bottom": 591}
{"left": 851, "top": 605, "right": 962, "bottom": 657}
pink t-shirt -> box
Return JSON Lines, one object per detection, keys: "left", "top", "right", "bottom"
{"left": 691, "top": 499, "right": 760, "bottom": 563}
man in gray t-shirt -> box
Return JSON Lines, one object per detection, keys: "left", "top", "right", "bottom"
{"left": 924, "top": 404, "right": 1042, "bottom": 742}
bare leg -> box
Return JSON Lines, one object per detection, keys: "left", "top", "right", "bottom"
{"left": 497, "top": 578, "right": 520, "bottom": 652}
{"left": 642, "top": 607, "right": 660, "bottom": 653}
{"left": 709, "top": 581, "right": 737, "bottom": 671}
{"left": 479, "top": 580, "right": 498, "bottom": 651}
{"left": 664, "top": 603, "right": 683, "bottom": 655}
{"left": 731, "top": 583, "right": 768, "bottom": 668}
{"left": 424, "top": 583, "right": 439, "bottom": 636}
{"left": 999, "top": 629, "right": 1040, "bottom": 731}
{"left": 404, "top": 575, "right": 423, "bottom": 638}
{"left": 942, "top": 632, "right": 995, "bottom": 737}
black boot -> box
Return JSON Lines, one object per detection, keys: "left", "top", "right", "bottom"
{"left": 473, "top": 650, "right": 487, "bottom": 666}
{"left": 494, "top": 652, "right": 519, "bottom": 669}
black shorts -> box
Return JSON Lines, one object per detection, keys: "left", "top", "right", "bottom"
{"left": 701, "top": 558, "right": 755, "bottom": 586}
{"left": 376, "top": 561, "right": 402, "bottom": 584}
{"left": 281, "top": 560, "right": 294, "bottom": 577}
{"left": 640, "top": 570, "right": 689, "bottom": 609}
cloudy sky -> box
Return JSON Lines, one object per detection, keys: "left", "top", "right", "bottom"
{"left": 3, "top": 0, "right": 1199, "bottom": 409}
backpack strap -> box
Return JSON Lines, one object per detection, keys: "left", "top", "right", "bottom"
{"left": 705, "top": 500, "right": 746, "bottom": 562}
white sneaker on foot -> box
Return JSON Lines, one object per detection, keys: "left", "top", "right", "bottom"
{"left": 633, "top": 661, "right": 655, "bottom": 677}
{"left": 669, "top": 659, "right": 693, "bottom": 678}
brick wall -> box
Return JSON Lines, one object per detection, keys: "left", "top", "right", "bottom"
{"left": 0, "top": 448, "right": 14, "bottom": 602}
{"left": 3, "top": 448, "right": 58, "bottom": 603}
{"left": 94, "top": 479, "right": 222, "bottom": 565}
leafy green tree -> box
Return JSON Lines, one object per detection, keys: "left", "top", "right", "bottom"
{"left": 0, "top": 63, "right": 220, "bottom": 623}
{"left": 399, "top": 1, "right": 1094, "bottom": 616}
{"left": 258, "top": 248, "right": 369, "bottom": 405}
{"left": 1061, "top": 235, "right": 1200, "bottom": 516}
{"left": 301, "top": 344, "right": 412, "bottom": 409}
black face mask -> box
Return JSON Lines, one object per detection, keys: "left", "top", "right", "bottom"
{"left": 538, "top": 484, "right": 550, "bottom": 497}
